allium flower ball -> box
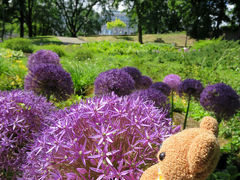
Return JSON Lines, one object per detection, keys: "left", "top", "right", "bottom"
{"left": 200, "top": 83, "right": 240, "bottom": 120}
{"left": 94, "top": 69, "right": 135, "bottom": 96}
{"left": 28, "top": 50, "right": 61, "bottom": 71}
{"left": 178, "top": 79, "right": 204, "bottom": 99}
{"left": 24, "top": 64, "right": 74, "bottom": 101}
{"left": 130, "top": 88, "right": 170, "bottom": 110}
{"left": 150, "top": 82, "right": 171, "bottom": 96}
{"left": 121, "top": 66, "right": 142, "bottom": 87}
{"left": 163, "top": 74, "right": 181, "bottom": 92}
{"left": 22, "top": 94, "right": 180, "bottom": 179}
{"left": 138, "top": 76, "right": 153, "bottom": 89}
{"left": 0, "top": 90, "right": 55, "bottom": 178}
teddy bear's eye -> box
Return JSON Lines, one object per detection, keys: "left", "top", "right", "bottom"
{"left": 159, "top": 152, "right": 165, "bottom": 161}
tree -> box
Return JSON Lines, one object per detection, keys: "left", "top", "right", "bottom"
{"left": 107, "top": 18, "right": 126, "bottom": 29}
{"left": 114, "top": 0, "right": 147, "bottom": 44}
{"left": 25, "top": 0, "right": 34, "bottom": 37}
{"left": 19, "top": 0, "right": 25, "bottom": 37}
{"left": 139, "top": 0, "right": 183, "bottom": 34}
{"left": 228, "top": 0, "right": 240, "bottom": 28}
{"left": 54, "top": 0, "right": 109, "bottom": 37}
{"left": 81, "top": 10, "right": 103, "bottom": 35}
{"left": 0, "top": 0, "right": 15, "bottom": 41}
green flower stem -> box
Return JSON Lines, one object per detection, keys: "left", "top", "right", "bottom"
{"left": 216, "top": 116, "right": 222, "bottom": 124}
{"left": 171, "top": 90, "right": 174, "bottom": 121}
{"left": 183, "top": 95, "right": 191, "bottom": 129}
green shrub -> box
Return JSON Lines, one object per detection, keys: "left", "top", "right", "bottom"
{"left": 3, "top": 38, "right": 34, "bottom": 53}
{"left": 34, "top": 44, "right": 66, "bottom": 57}
{"left": 72, "top": 47, "right": 93, "bottom": 61}
{"left": 0, "top": 56, "right": 27, "bottom": 90}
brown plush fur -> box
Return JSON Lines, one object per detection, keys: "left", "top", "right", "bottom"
{"left": 140, "top": 117, "right": 220, "bottom": 180}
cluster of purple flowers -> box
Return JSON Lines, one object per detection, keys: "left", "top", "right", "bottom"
{"left": 94, "top": 67, "right": 153, "bottom": 96}
{"left": 121, "top": 67, "right": 153, "bottom": 89}
{"left": 178, "top": 79, "right": 204, "bottom": 99}
{"left": 163, "top": 74, "right": 181, "bottom": 92}
{"left": 25, "top": 50, "right": 73, "bottom": 100}
{"left": 121, "top": 66, "right": 142, "bottom": 87}
{"left": 200, "top": 83, "right": 240, "bottom": 121}
{"left": 94, "top": 68, "right": 135, "bottom": 96}
{"left": 25, "top": 64, "right": 74, "bottom": 101}
{"left": 150, "top": 82, "right": 171, "bottom": 96}
{"left": 27, "top": 50, "right": 61, "bottom": 71}
{"left": 22, "top": 93, "right": 180, "bottom": 179}
{"left": 138, "top": 76, "right": 153, "bottom": 89}
{"left": 0, "top": 90, "right": 55, "bottom": 178}
{"left": 130, "top": 88, "right": 170, "bottom": 110}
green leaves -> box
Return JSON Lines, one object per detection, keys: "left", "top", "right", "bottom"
{"left": 106, "top": 18, "right": 127, "bottom": 29}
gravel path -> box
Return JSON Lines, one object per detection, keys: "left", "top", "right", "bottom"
{"left": 57, "top": 36, "right": 86, "bottom": 44}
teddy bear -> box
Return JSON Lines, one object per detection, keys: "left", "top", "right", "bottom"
{"left": 140, "top": 116, "right": 220, "bottom": 180}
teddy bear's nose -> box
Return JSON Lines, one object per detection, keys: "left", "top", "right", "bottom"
{"left": 159, "top": 152, "right": 166, "bottom": 161}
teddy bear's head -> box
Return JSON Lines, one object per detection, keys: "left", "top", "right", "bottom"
{"left": 141, "top": 116, "right": 220, "bottom": 180}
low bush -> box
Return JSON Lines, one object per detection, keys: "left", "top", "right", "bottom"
{"left": 0, "top": 50, "right": 27, "bottom": 90}
{"left": 34, "top": 44, "right": 66, "bottom": 57}
{"left": 72, "top": 47, "right": 93, "bottom": 61}
{"left": 3, "top": 38, "right": 34, "bottom": 53}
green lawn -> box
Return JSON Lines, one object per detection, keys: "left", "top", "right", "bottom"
{"left": 78, "top": 32, "right": 196, "bottom": 47}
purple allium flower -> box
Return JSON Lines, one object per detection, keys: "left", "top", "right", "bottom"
{"left": 22, "top": 93, "right": 180, "bottom": 179}
{"left": 0, "top": 90, "right": 55, "bottom": 178}
{"left": 138, "top": 76, "right": 153, "bottom": 89}
{"left": 163, "top": 74, "right": 181, "bottom": 92}
{"left": 28, "top": 50, "right": 61, "bottom": 71}
{"left": 130, "top": 88, "right": 170, "bottom": 110}
{"left": 178, "top": 79, "right": 204, "bottom": 99}
{"left": 94, "top": 69, "right": 135, "bottom": 96}
{"left": 121, "top": 66, "right": 142, "bottom": 87}
{"left": 150, "top": 82, "right": 171, "bottom": 96}
{"left": 24, "top": 64, "right": 74, "bottom": 101}
{"left": 200, "top": 83, "right": 240, "bottom": 120}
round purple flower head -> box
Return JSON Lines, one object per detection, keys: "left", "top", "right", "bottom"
{"left": 138, "top": 75, "right": 153, "bottom": 89}
{"left": 163, "top": 74, "right": 181, "bottom": 92}
{"left": 24, "top": 64, "right": 74, "bottom": 101}
{"left": 121, "top": 66, "right": 142, "bottom": 88}
{"left": 200, "top": 83, "right": 240, "bottom": 120}
{"left": 28, "top": 50, "right": 61, "bottom": 71}
{"left": 94, "top": 68, "right": 135, "bottom": 96}
{"left": 150, "top": 82, "right": 171, "bottom": 96}
{"left": 178, "top": 79, "right": 204, "bottom": 99}
{"left": 131, "top": 88, "right": 170, "bottom": 110}
{"left": 22, "top": 94, "right": 180, "bottom": 179}
{"left": 0, "top": 90, "right": 55, "bottom": 178}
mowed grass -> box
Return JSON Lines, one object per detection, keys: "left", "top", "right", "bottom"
{"left": 30, "top": 36, "right": 63, "bottom": 45}
{"left": 78, "top": 32, "right": 196, "bottom": 47}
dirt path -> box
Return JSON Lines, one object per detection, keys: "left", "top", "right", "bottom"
{"left": 57, "top": 36, "right": 86, "bottom": 44}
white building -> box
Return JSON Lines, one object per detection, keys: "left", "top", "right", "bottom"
{"left": 100, "top": 11, "right": 137, "bottom": 35}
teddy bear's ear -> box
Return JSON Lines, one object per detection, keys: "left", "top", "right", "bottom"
{"left": 187, "top": 133, "right": 220, "bottom": 174}
{"left": 200, "top": 116, "right": 218, "bottom": 137}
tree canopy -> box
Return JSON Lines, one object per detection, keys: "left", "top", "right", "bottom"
{"left": 0, "top": 0, "right": 239, "bottom": 41}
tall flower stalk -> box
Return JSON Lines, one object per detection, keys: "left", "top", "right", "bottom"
{"left": 163, "top": 74, "right": 181, "bottom": 120}
{"left": 178, "top": 79, "right": 204, "bottom": 129}
{"left": 183, "top": 94, "right": 191, "bottom": 129}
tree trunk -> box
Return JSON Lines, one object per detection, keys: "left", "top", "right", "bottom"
{"left": 70, "top": 29, "right": 77, "bottom": 37}
{"left": 138, "top": 22, "right": 143, "bottom": 44}
{"left": 135, "top": 1, "right": 143, "bottom": 44}
{"left": 27, "top": 0, "right": 33, "bottom": 37}
{"left": 19, "top": 0, "right": 25, "bottom": 37}
{"left": 1, "top": 7, "right": 5, "bottom": 41}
